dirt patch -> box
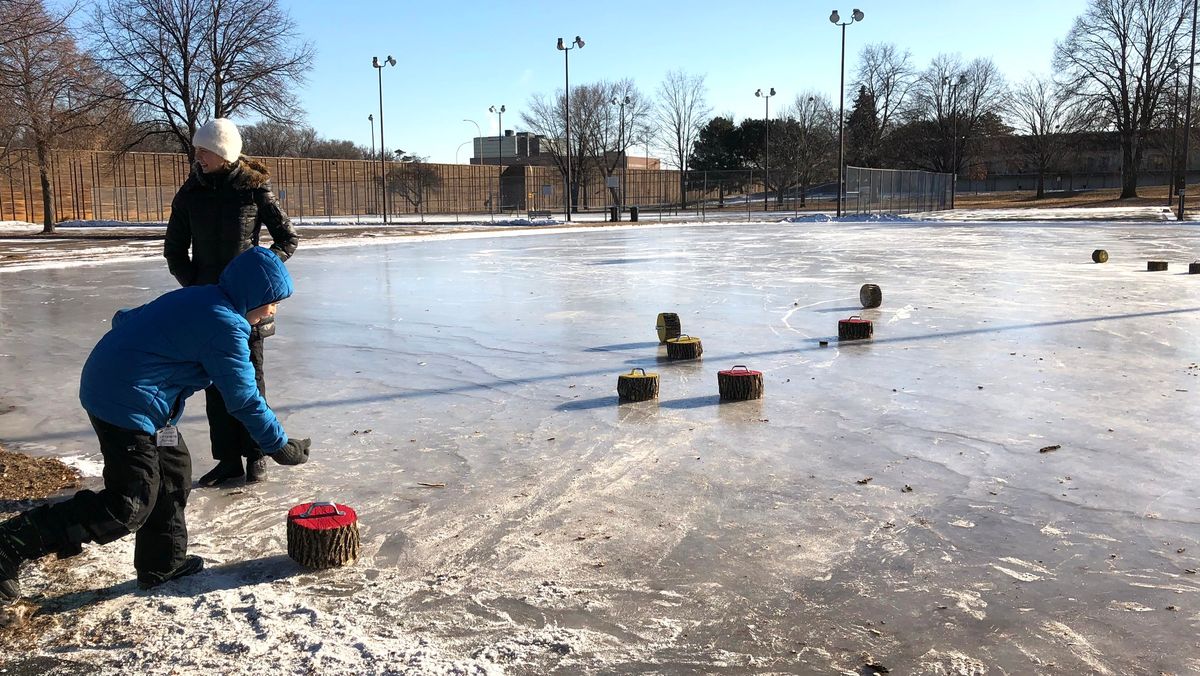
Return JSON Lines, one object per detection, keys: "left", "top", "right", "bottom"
{"left": 0, "top": 445, "right": 80, "bottom": 502}
{"left": 0, "top": 445, "right": 81, "bottom": 660}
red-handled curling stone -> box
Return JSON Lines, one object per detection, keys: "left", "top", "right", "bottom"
{"left": 838, "top": 315, "right": 874, "bottom": 341}
{"left": 717, "top": 365, "right": 764, "bottom": 400}
{"left": 286, "top": 501, "right": 360, "bottom": 569}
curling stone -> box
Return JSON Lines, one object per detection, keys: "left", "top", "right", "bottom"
{"left": 1190, "top": 261, "right": 1200, "bottom": 274}
{"left": 656, "top": 312, "right": 682, "bottom": 344}
{"left": 838, "top": 315, "right": 874, "bottom": 341}
{"left": 665, "top": 334, "right": 703, "bottom": 360}
{"left": 287, "top": 501, "right": 360, "bottom": 569}
{"left": 717, "top": 365, "right": 764, "bottom": 401}
{"left": 1148, "top": 260, "right": 1169, "bottom": 271}
{"left": 1092, "top": 249, "right": 1108, "bottom": 263}
{"left": 859, "top": 283, "right": 882, "bottom": 309}
{"left": 617, "top": 367, "right": 659, "bottom": 402}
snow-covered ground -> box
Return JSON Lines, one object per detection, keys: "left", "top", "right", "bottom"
{"left": 1, "top": 219, "right": 1200, "bottom": 674}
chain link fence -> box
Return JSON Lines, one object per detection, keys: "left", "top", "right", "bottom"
{"left": 2, "top": 148, "right": 954, "bottom": 225}
{"left": 844, "top": 166, "right": 952, "bottom": 216}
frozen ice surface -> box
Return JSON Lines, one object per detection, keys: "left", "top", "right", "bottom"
{"left": 1, "top": 219, "right": 1199, "bottom": 674}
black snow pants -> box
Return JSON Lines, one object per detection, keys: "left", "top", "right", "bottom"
{"left": 14, "top": 414, "right": 192, "bottom": 578}
{"left": 205, "top": 325, "right": 266, "bottom": 463}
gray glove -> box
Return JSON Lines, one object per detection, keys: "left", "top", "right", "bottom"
{"left": 271, "top": 438, "right": 310, "bottom": 465}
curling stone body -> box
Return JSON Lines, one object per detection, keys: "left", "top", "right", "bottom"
{"left": 1092, "top": 249, "right": 1109, "bottom": 263}
{"left": 287, "top": 502, "right": 360, "bottom": 569}
{"left": 656, "top": 312, "right": 681, "bottom": 344}
{"left": 617, "top": 368, "right": 659, "bottom": 401}
{"left": 717, "top": 365, "right": 764, "bottom": 400}
{"left": 859, "top": 284, "right": 882, "bottom": 309}
{"left": 666, "top": 335, "right": 703, "bottom": 360}
{"left": 1190, "top": 261, "right": 1200, "bottom": 274}
{"left": 1148, "top": 260, "right": 1169, "bottom": 271}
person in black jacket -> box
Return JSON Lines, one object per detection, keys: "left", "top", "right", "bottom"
{"left": 164, "top": 118, "right": 300, "bottom": 486}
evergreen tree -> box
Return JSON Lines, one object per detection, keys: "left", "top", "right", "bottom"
{"left": 846, "top": 86, "right": 881, "bottom": 167}
{"left": 688, "top": 116, "right": 745, "bottom": 205}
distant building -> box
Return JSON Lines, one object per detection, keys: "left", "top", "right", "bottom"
{"left": 469, "top": 130, "right": 660, "bottom": 169}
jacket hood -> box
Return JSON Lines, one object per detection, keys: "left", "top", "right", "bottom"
{"left": 218, "top": 246, "right": 294, "bottom": 315}
{"left": 190, "top": 156, "right": 271, "bottom": 190}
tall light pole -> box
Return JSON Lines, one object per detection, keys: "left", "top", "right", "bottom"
{"left": 372, "top": 55, "right": 396, "bottom": 224}
{"left": 755, "top": 87, "right": 776, "bottom": 211}
{"left": 830, "top": 8, "right": 864, "bottom": 218}
{"left": 368, "top": 114, "right": 375, "bottom": 157}
{"left": 1170, "top": 60, "right": 1182, "bottom": 203}
{"left": 489, "top": 105, "right": 505, "bottom": 214}
{"left": 1180, "top": 0, "right": 1197, "bottom": 221}
{"left": 943, "top": 73, "right": 967, "bottom": 209}
{"left": 610, "top": 95, "right": 630, "bottom": 212}
{"left": 557, "top": 35, "right": 584, "bottom": 221}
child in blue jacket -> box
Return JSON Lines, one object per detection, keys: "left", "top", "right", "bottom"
{"left": 0, "top": 247, "right": 311, "bottom": 599}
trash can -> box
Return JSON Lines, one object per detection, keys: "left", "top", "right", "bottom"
{"left": 630, "top": 206, "right": 639, "bottom": 222}
{"left": 610, "top": 206, "right": 619, "bottom": 222}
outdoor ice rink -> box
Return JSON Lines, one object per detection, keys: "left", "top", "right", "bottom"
{"left": 1, "top": 219, "right": 1199, "bottom": 674}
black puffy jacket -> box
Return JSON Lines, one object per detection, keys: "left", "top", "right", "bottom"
{"left": 164, "top": 157, "right": 299, "bottom": 288}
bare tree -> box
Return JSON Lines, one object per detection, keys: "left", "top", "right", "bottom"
{"left": 521, "top": 82, "right": 611, "bottom": 210}
{"left": 1055, "top": 0, "right": 1191, "bottom": 198}
{"left": 853, "top": 42, "right": 915, "bottom": 137}
{"left": 0, "top": 0, "right": 67, "bottom": 50}
{"left": 0, "top": 0, "right": 68, "bottom": 150}
{"left": 903, "top": 54, "right": 1009, "bottom": 175}
{"left": 93, "top": 0, "right": 314, "bottom": 158}
{"left": 207, "top": 0, "right": 313, "bottom": 120}
{"left": 591, "top": 79, "right": 652, "bottom": 206}
{"left": 241, "top": 120, "right": 303, "bottom": 157}
{"left": 1006, "top": 74, "right": 1097, "bottom": 197}
{"left": 0, "top": 1, "right": 122, "bottom": 232}
{"left": 783, "top": 93, "right": 838, "bottom": 206}
{"left": 383, "top": 157, "right": 441, "bottom": 222}
{"left": 655, "top": 70, "right": 710, "bottom": 208}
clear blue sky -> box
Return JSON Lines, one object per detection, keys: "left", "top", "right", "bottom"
{"left": 285, "top": 0, "right": 1090, "bottom": 164}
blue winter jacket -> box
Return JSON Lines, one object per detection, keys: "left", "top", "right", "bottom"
{"left": 79, "top": 247, "right": 294, "bottom": 453}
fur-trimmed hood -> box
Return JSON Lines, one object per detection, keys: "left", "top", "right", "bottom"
{"left": 188, "top": 156, "right": 271, "bottom": 190}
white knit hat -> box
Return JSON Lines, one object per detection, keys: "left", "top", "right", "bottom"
{"left": 193, "top": 118, "right": 243, "bottom": 163}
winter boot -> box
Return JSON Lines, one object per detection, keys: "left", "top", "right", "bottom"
{"left": 137, "top": 555, "right": 204, "bottom": 590}
{"left": 0, "top": 546, "right": 19, "bottom": 601}
{"left": 0, "top": 510, "right": 51, "bottom": 601}
{"left": 196, "top": 459, "right": 244, "bottom": 487}
{"left": 245, "top": 454, "right": 268, "bottom": 484}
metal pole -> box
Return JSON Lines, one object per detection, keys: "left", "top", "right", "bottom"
{"left": 621, "top": 100, "right": 628, "bottom": 212}
{"left": 837, "top": 22, "right": 846, "bottom": 218}
{"left": 498, "top": 108, "right": 503, "bottom": 214}
{"left": 951, "top": 82, "right": 958, "bottom": 209}
{"left": 1181, "top": 0, "right": 1197, "bottom": 220}
{"left": 376, "top": 64, "right": 388, "bottom": 224}
{"left": 564, "top": 48, "right": 573, "bottom": 220}
{"left": 765, "top": 95, "right": 770, "bottom": 211}
{"left": 368, "top": 115, "right": 375, "bottom": 217}
{"left": 1171, "top": 69, "right": 1180, "bottom": 203}
{"left": 618, "top": 102, "right": 624, "bottom": 211}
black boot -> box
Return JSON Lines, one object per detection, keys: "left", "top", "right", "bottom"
{"left": 245, "top": 454, "right": 268, "bottom": 484}
{"left": 0, "top": 547, "right": 19, "bottom": 601}
{"left": 137, "top": 555, "right": 204, "bottom": 590}
{"left": 196, "top": 459, "right": 243, "bottom": 487}
{"left": 0, "top": 510, "right": 51, "bottom": 601}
